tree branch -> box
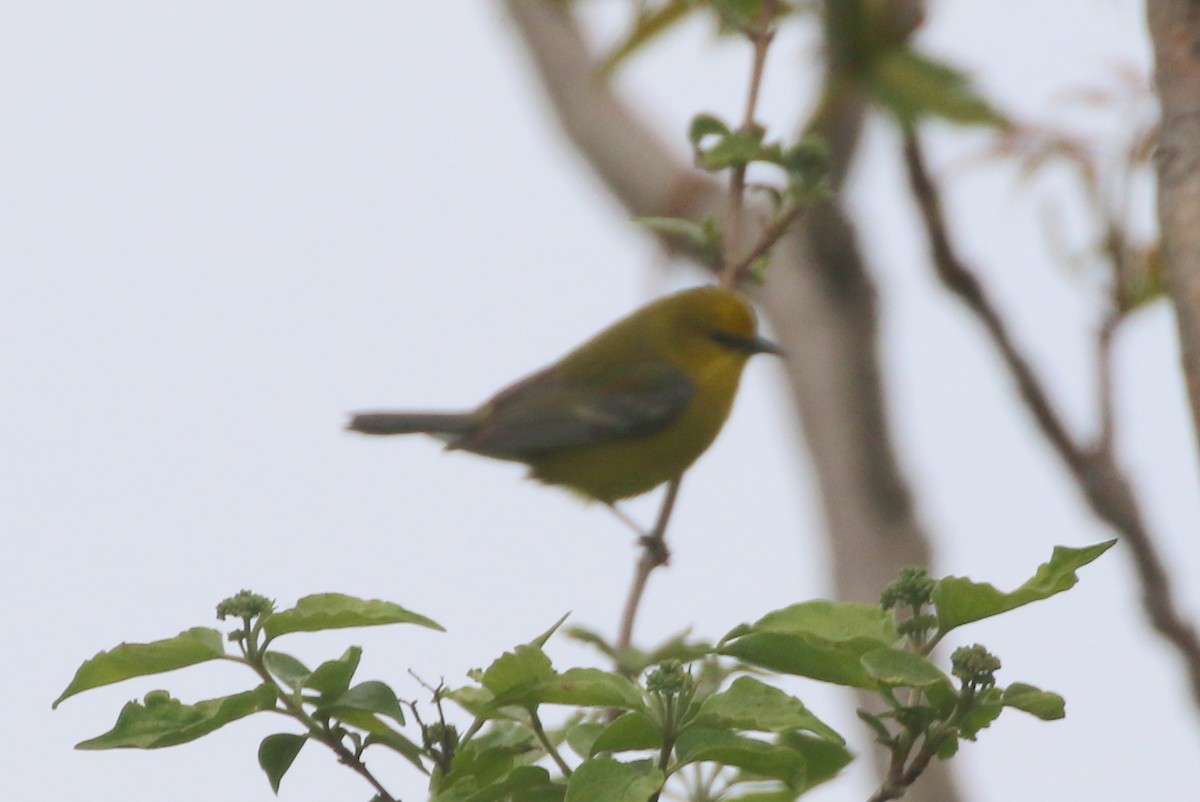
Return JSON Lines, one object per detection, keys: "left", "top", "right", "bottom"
{"left": 1147, "top": 0, "right": 1200, "bottom": 467}
{"left": 902, "top": 126, "right": 1200, "bottom": 712}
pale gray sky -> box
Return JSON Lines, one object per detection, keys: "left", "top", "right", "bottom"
{"left": 3, "top": 2, "right": 1197, "bottom": 801}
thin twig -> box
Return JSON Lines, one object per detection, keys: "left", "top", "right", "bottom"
{"left": 1095, "top": 312, "right": 1119, "bottom": 454}
{"left": 724, "top": 0, "right": 779, "bottom": 289}
{"left": 617, "top": 477, "right": 682, "bottom": 651}
{"left": 901, "top": 125, "right": 1200, "bottom": 711}
{"left": 901, "top": 128, "right": 1082, "bottom": 464}
{"left": 726, "top": 202, "right": 806, "bottom": 282}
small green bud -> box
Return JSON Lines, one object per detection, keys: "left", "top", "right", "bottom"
{"left": 881, "top": 567, "right": 935, "bottom": 610}
{"left": 893, "top": 705, "right": 934, "bottom": 732}
{"left": 423, "top": 722, "right": 458, "bottom": 752}
{"left": 897, "top": 614, "right": 939, "bottom": 638}
{"left": 784, "top": 136, "right": 831, "bottom": 192}
{"left": 951, "top": 644, "right": 1001, "bottom": 689}
{"left": 645, "top": 660, "right": 692, "bottom": 696}
{"left": 143, "top": 690, "right": 172, "bottom": 706}
{"left": 216, "top": 590, "right": 274, "bottom": 621}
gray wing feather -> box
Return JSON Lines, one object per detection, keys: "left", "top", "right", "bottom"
{"left": 452, "top": 363, "right": 694, "bottom": 458}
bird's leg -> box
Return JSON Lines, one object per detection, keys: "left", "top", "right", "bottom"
{"left": 616, "top": 477, "right": 682, "bottom": 652}
{"left": 605, "top": 502, "right": 650, "bottom": 539}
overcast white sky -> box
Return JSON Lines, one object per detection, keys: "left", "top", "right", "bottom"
{"left": 3, "top": 2, "right": 1198, "bottom": 801}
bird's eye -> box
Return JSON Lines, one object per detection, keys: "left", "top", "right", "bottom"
{"left": 710, "top": 331, "right": 747, "bottom": 350}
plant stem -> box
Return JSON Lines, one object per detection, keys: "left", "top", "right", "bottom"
{"left": 529, "top": 709, "right": 573, "bottom": 777}
{"left": 238, "top": 655, "right": 401, "bottom": 802}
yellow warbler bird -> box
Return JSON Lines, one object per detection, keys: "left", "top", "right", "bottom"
{"left": 348, "top": 286, "right": 779, "bottom": 503}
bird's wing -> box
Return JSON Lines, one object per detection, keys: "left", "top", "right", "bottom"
{"left": 451, "top": 361, "right": 695, "bottom": 458}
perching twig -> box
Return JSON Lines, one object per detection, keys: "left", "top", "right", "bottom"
{"left": 902, "top": 125, "right": 1200, "bottom": 712}
{"left": 617, "top": 477, "right": 682, "bottom": 652}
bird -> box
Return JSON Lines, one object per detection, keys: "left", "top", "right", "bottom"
{"left": 347, "top": 286, "right": 780, "bottom": 504}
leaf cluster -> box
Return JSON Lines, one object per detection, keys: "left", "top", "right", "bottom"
{"left": 715, "top": 541, "right": 1112, "bottom": 799}
{"left": 55, "top": 542, "right": 1112, "bottom": 801}
{"left": 636, "top": 114, "right": 829, "bottom": 282}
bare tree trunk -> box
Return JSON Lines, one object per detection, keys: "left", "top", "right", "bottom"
{"left": 1148, "top": 0, "right": 1200, "bottom": 462}
{"left": 501, "top": 4, "right": 959, "bottom": 802}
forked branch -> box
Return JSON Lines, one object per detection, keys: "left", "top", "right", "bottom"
{"left": 902, "top": 126, "right": 1200, "bottom": 711}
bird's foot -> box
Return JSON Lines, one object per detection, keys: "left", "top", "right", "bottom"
{"left": 638, "top": 534, "right": 670, "bottom": 568}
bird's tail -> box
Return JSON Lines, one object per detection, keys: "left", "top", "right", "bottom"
{"left": 346, "top": 411, "right": 477, "bottom": 438}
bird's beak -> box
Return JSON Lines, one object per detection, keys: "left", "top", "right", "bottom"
{"left": 712, "top": 330, "right": 785, "bottom": 356}
{"left": 747, "top": 334, "right": 783, "bottom": 356}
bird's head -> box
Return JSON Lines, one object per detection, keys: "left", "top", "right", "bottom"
{"left": 658, "top": 286, "right": 781, "bottom": 370}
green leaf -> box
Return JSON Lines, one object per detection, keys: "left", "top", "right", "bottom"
{"left": 640, "top": 636, "right": 716, "bottom": 669}
{"left": 432, "top": 764, "right": 561, "bottom": 802}
{"left": 958, "top": 686, "right": 1004, "bottom": 741}
{"left": 322, "top": 680, "right": 406, "bottom": 726}
{"left": 493, "top": 668, "right": 645, "bottom": 712}
{"left": 590, "top": 712, "right": 662, "bottom": 755}
{"left": 258, "top": 732, "right": 306, "bottom": 794}
{"left": 722, "top": 632, "right": 874, "bottom": 688}
{"left": 564, "top": 758, "right": 663, "bottom": 802}
{"left": 697, "top": 131, "right": 767, "bottom": 171}
{"left": 530, "top": 613, "right": 571, "bottom": 649}
{"left": 632, "top": 216, "right": 706, "bottom": 241}
{"left": 600, "top": 0, "right": 697, "bottom": 76}
{"left": 721, "top": 787, "right": 799, "bottom": 802}
{"left": 441, "top": 740, "right": 531, "bottom": 797}
{"left": 856, "top": 709, "right": 893, "bottom": 745}
{"left": 674, "top": 727, "right": 806, "bottom": 785}
{"left": 712, "top": 0, "right": 786, "bottom": 32}
{"left": 720, "top": 601, "right": 898, "bottom": 689}
{"left": 76, "top": 685, "right": 277, "bottom": 749}
{"left": 737, "top": 601, "right": 899, "bottom": 643}
{"left": 688, "top": 113, "right": 732, "bottom": 148}
{"left": 565, "top": 626, "right": 618, "bottom": 660}
{"left": 263, "top": 593, "right": 442, "bottom": 638}
{"left": 565, "top": 720, "right": 605, "bottom": 759}
{"left": 936, "top": 735, "right": 959, "bottom": 760}
{"left": 54, "top": 628, "right": 225, "bottom": 708}
{"left": 364, "top": 728, "right": 428, "bottom": 773}
{"left": 697, "top": 676, "right": 843, "bottom": 743}
{"left": 447, "top": 685, "right": 495, "bottom": 718}
{"left": 933, "top": 541, "right": 1116, "bottom": 632}
{"left": 482, "top": 646, "right": 555, "bottom": 698}
{"left": 777, "top": 731, "right": 854, "bottom": 791}
{"left": 860, "top": 649, "right": 952, "bottom": 691}
{"left": 306, "top": 646, "right": 361, "bottom": 698}
{"left": 631, "top": 217, "right": 723, "bottom": 268}
{"left": 1002, "top": 683, "right": 1065, "bottom": 721}
{"left": 869, "top": 48, "right": 1008, "bottom": 127}
{"left": 262, "top": 651, "right": 311, "bottom": 691}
